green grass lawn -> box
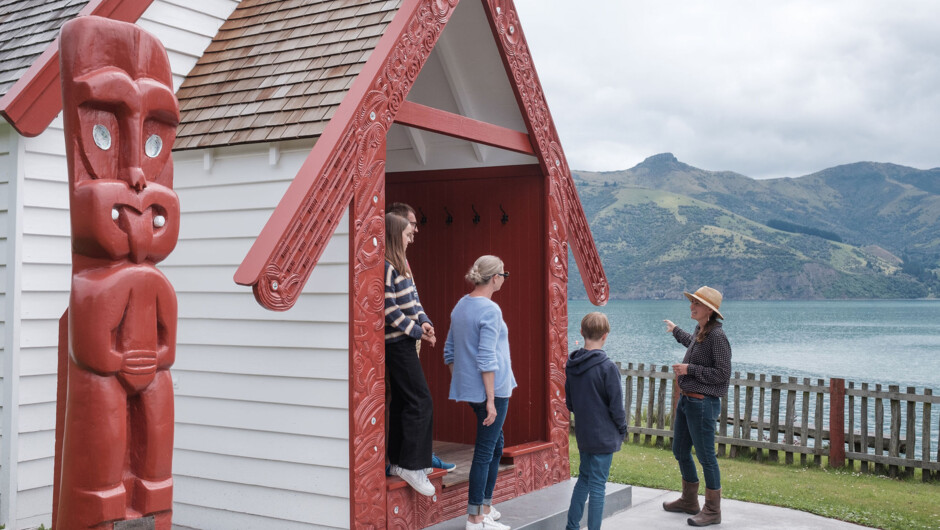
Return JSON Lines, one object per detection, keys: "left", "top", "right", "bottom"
{"left": 570, "top": 435, "right": 940, "bottom": 530}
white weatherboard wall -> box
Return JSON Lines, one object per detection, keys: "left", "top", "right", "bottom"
{"left": 0, "top": 121, "right": 24, "bottom": 527}
{"left": 138, "top": 0, "right": 241, "bottom": 93}
{"left": 0, "top": 2, "right": 239, "bottom": 527}
{"left": 14, "top": 116, "right": 69, "bottom": 529}
{"left": 168, "top": 142, "right": 350, "bottom": 529}
{"left": 0, "top": 123, "right": 8, "bottom": 519}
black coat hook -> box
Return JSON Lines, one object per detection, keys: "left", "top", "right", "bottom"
{"left": 418, "top": 207, "right": 428, "bottom": 225}
{"left": 499, "top": 204, "right": 509, "bottom": 224}
{"left": 471, "top": 204, "right": 481, "bottom": 224}
{"left": 444, "top": 207, "right": 453, "bottom": 225}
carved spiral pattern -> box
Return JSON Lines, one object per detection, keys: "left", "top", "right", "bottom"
{"left": 348, "top": 1, "right": 458, "bottom": 527}
{"left": 253, "top": 264, "right": 301, "bottom": 310}
{"left": 386, "top": 488, "right": 414, "bottom": 529}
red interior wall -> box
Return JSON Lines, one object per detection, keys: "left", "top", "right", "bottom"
{"left": 387, "top": 165, "right": 546, "bottom": 447}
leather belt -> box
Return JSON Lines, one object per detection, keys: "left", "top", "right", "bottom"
{"left": 680, "top": 390, "right": 705, "bottom": 399}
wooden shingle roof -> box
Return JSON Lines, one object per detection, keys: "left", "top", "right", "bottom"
{"left": 0, "top": 0, "right": 91, "bottom": 98}
{"left": 174, "top": 0, "right": 401, "bottom": 150}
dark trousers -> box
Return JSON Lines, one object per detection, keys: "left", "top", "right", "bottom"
{"left": 386, "top": 339, "right": 433, "bottom": 471}
{"left": 673, "top": 394, "right": 722, "bottom": 490}
{"left": 467, "top": 397, "right": 509, "bottom": 513}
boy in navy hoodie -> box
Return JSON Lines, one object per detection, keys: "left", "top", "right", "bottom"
{"left": 565, "top": 312, "right": 628, "bottom": 530}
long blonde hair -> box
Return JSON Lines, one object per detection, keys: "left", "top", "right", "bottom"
{"left": 385, "top": 213, "right": 410, "bottom": 276}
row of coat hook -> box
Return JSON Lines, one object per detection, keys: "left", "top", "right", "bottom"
{"left": 417, "top": 205, "right": 510, "bottom": 226}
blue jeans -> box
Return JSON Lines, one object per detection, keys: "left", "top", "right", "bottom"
{"left": 467, "top": 397, "right": 509, "bottom": 515}
{"left": 673, "top": 394, "right": 722, "bottom": 490}
{"left": 566, "top": 452, "right": 613, "bottom": 530}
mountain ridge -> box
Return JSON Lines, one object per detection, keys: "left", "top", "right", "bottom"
{"left": 570, "top": 154, "right": 940, "bottom": 300}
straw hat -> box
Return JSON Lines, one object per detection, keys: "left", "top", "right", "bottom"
{"left": 683, "top": 286, "right": 724, "bottom": 319}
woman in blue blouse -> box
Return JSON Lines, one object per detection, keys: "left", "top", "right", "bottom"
{"left": 444, "top": 255, "right": 517, "bottom": 530}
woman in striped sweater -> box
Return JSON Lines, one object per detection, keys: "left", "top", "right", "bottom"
{"left": 384, "top": 212, "right": 437, "bottom": 497}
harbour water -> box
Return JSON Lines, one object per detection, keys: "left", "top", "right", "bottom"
{"left": 567, "top": 299, "right": 940, "bottom": 453}
{"left": 567, "top": 299, "right": 940, "bottom": 390}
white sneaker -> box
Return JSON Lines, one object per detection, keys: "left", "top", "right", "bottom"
{"left": 485, "top": 506, "right": 501, "bottom": 521}
{"left": 395, "top": 466, "right": 435, "bottom": 497}
{"left": 483, "top": 516, "right": 510, "bottom": 530}
{"left": 465, "top": 519, "right": 511, "bottom": 530}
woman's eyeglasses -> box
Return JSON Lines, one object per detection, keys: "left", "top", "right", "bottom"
{"left": 495, "top": 271, "right": 510, "bottom": 278}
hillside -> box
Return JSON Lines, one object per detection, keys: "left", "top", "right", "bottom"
{"left": 570, "top": 154, "right": 940, "bottom": 300}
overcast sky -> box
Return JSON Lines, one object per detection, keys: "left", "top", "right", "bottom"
{"left": 511, "top": 0, "right": 940, "bottom": 179}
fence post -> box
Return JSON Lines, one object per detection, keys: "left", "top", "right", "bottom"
{"left": 925, "top": 389, "right": 933, "bottom": 483}
{"left": 829, "top": 378, "right": 846, "bottom": 468}
{"left": 769, "top": 375, "right": 781, "bottom": 462}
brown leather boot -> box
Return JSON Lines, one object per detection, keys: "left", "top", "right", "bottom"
{"left": 687, "top": 488, "right": 721, "bottom": 526}
{"left": 662, "top": 479, "right": 700, "bottom": 515}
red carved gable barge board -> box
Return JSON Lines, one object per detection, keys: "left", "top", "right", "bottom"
{"left": 0, "top": 0, "right": 157, "bottom": 136}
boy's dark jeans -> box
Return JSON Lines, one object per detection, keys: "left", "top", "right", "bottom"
{"left": 566, "top": 451, "right": 613, "bottom": 530}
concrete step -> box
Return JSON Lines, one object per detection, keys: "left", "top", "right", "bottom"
{"left": 427, "top": 478, "right": 632, "bottom": 529}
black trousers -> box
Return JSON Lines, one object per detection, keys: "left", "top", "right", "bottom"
{"left": 386, "top": 338, "right": 434, "bottom": 470}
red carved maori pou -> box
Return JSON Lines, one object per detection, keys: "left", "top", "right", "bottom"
{"left": 53, "top": 16, "right": 180, "bottom": 530}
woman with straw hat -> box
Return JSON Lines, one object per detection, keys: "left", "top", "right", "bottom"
{"left": 661, "top": 286, "right": 732, "bottom": 527}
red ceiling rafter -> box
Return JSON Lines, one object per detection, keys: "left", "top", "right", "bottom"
{"left": 0, "top": 0, "right": 156, "bottom": 137}
{"left": 394, "top": 100, "right": 534, "bottom": 155}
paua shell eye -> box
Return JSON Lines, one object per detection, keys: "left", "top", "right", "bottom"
{"left": 93, "top": 124, "right": 111, "bottom": 150}
{"left": 145, "top": 134, "right": 163, "bottom": 158}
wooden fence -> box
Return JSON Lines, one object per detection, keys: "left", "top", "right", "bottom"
{"left": 619, "top": 363, "right": 940, "bottom": 481}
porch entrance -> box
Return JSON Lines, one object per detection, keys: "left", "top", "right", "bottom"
{"left": 386, "top": 164, "right": 548, "bottom": 460}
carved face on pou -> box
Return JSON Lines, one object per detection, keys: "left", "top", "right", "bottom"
{"left": 60, "top": 16, "right": 180, "bottom": 265}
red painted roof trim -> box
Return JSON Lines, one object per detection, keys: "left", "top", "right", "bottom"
{"left": 0, "top": 0, "right": 156, "bottom": 137}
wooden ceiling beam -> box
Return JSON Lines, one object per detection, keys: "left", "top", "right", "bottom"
{"left": 393, "top": 99, "right": 534, "bottom": 156}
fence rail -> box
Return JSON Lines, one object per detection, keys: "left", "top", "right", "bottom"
{"left": 619, "top": 363, "right": 940, "bottom": 481}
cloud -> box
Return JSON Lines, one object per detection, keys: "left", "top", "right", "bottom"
{"left": 513, "top": 0, "right": 940, "bottom": 178}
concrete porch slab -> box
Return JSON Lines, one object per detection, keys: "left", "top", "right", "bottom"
{"left": 426, "top": 478, "right": 632, "bottom": 529}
